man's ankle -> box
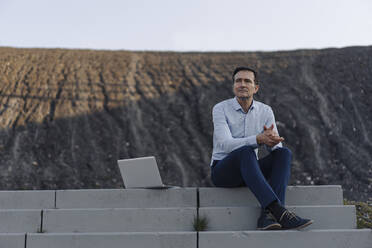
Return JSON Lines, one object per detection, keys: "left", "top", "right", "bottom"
{"left": 265, "top": 200, "right": 286, "bottom": 221}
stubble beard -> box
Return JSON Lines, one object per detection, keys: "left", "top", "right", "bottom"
{"left": 236, "top": 96, "right": 251, "bottom": 101}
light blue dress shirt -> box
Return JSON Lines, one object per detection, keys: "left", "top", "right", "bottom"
{"left": 210, "top": 97, "right": 282, "bottom": 166}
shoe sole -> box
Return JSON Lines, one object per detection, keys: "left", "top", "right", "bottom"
{"left": 282, "top": 219, "right": 314, "bottom": 230}
{"left": 295, "top": 219, "right": 314, "bottom": 230}
{"left": 257, "top": 223, "right": 282, "bottom": 230}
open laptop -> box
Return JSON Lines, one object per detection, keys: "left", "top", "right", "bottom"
{"left": 118, "top": 156, "right": 179, "bottom": 189}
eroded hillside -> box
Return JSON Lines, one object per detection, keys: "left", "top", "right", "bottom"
{"left": 0, "top": 47, "right": 371, "bottom": 201}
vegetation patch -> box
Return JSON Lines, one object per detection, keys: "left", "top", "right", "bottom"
{"left": 344, "top": 200, "right": 372, "bottom": 229}
{"left": 193, "top": 214, "right": 209, "bottom": 231}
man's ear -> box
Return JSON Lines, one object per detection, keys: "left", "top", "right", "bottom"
{"left": 254, "top": 83, "right": 259, "bottom": 93}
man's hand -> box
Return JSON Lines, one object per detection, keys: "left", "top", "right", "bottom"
{"left": 256, "top": 124, "right": 284, "bottom": 147}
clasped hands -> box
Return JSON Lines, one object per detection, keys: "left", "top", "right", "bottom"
{"left": 256, "top": 124, "right": 284, "bottom": 147}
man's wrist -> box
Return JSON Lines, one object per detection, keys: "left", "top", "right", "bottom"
{"left": 256, "top": 134, "right": 262, "bottom": 145}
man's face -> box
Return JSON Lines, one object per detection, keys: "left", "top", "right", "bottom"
{"left": 233, "top": 70, "right": 259, "bottom": 99}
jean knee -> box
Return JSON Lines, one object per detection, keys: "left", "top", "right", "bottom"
{"left": 276, "top": 147, "right": 292, "bottom": 161}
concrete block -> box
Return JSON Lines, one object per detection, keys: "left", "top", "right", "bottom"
{"left": 56, "top": 188, "right": 196, "bottom": 208}
{"left": 0, "top": 190, "right": 55, "bottom": 209}
{"left": 43, "top": 208, "right": 196, "bottom": 233}
{"left": 0, "top": 233, "right": 25, "bottom": 248}
{"left": 0, "top": 209, "right": 41, "bottom": 233}
{"left": 199, "top": 185, "right": 343, "bottom": 207}
{"left": 28, "top": 232, "right": 196, "bottom": 248}
{"left": 199, "top": 205, "right": 356, "bottom": 231}
{"left": 199, "top": 229, "right": 372, "bottom": 248}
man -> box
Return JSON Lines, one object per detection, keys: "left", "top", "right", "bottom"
{"left": 210, "top": 66, "right": 314, "bottom": 230}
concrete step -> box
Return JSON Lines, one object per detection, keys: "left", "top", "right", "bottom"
{"left": 0, "top": 233, "right": 25, "bottom": 248}
{"left": 199, "top": 185, "right": 343, "bottom": 207}
{"left": 0, "top": 185, "right": 363, "bottom": 248}
{"left": 56, "top": 188, "right": 197, "bottom": 208}
{"left": 199, "top": 205, "right": 356, "bottom": 231}
{"left": 27, "top": 232, "right": 197, "bottom": 248}
{"left": 42, "top": 208, "right": 197, "bottom": 233}
{"left": 0, "top": 190, "right": 55, "bottom": 209}
{"left": 0, "top": 186, "right": 343, "bottom": 209}
{"left": 1, "top": 230, "right": 371, "bottom": 248}
{"left": 0, "top": 210, "right": 41, "bottom": 233}
{"left": 199, "top": 229, "right": 372, "bottom": 248}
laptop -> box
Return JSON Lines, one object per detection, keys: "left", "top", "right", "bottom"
{"left": 118, "top": 156, "right": 179, "bottom": 189}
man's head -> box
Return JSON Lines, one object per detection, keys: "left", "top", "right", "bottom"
{"left": 232, "top": 67, "right": 258, "bottom": 83}
{"left": 232, "top": 66, "right": 259, "bottom": 100}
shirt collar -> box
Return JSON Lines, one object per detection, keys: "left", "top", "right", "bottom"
{"left": 233, "top": 97, "right": 256, "bottom": 112}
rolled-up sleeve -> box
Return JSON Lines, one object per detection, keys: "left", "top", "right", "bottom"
{"left": 213, "top": 105, "right": 258, "bottom": 154}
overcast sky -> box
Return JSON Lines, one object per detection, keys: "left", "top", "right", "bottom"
{"left": 0, "top": 0, "right": 371, "bottom": 51}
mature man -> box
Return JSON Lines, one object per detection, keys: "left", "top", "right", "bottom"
{"left": 210, "top": 66, "right": 313, "bottom": 230}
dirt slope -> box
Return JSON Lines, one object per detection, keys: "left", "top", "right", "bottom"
{"left": 0, "top": 46, "right": 371, "bottom": 201}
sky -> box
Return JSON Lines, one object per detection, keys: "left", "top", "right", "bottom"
{"left": 0, "top": 0, "right": 371, "bottom": 52}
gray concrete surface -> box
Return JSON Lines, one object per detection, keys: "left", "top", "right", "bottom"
{"left": 0, "top": 210, "right": 41, "bottom": 233}
{"left": 43, "top": 208, "right": 196, "bottom": 232}
{"left": 199, "top": 185, "right": 343, "bottom": 207}
{"left": 0, "top": 233, "right": 25, "bottom": 248}
{"left": 0, "top": 186, "right": 366, "bottom": 248}
{"left": 199, "top": 229, "right": 372, "bottom": 248}
{"left": 28, "top": 232, "right": 196, "bottom": 248}
{"left": 199, "top": 205, "right": 356, "bottom": 231}
{"left": 0, "top": 190, "right": 55, "bottom": 209}
{"left": 56, "top": 188, "right": 196, "bottom": 208}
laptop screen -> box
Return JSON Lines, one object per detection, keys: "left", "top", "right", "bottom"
{"left": 118, "top": 156, "right": 164, "bottom": 188}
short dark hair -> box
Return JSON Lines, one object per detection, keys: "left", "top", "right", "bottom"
{"left": 232, "top": 66, "right": 258, "bottom": 83}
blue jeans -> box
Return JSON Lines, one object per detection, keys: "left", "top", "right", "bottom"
{"left": 211, "top": 146, "right": 292, "bottom": 209}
